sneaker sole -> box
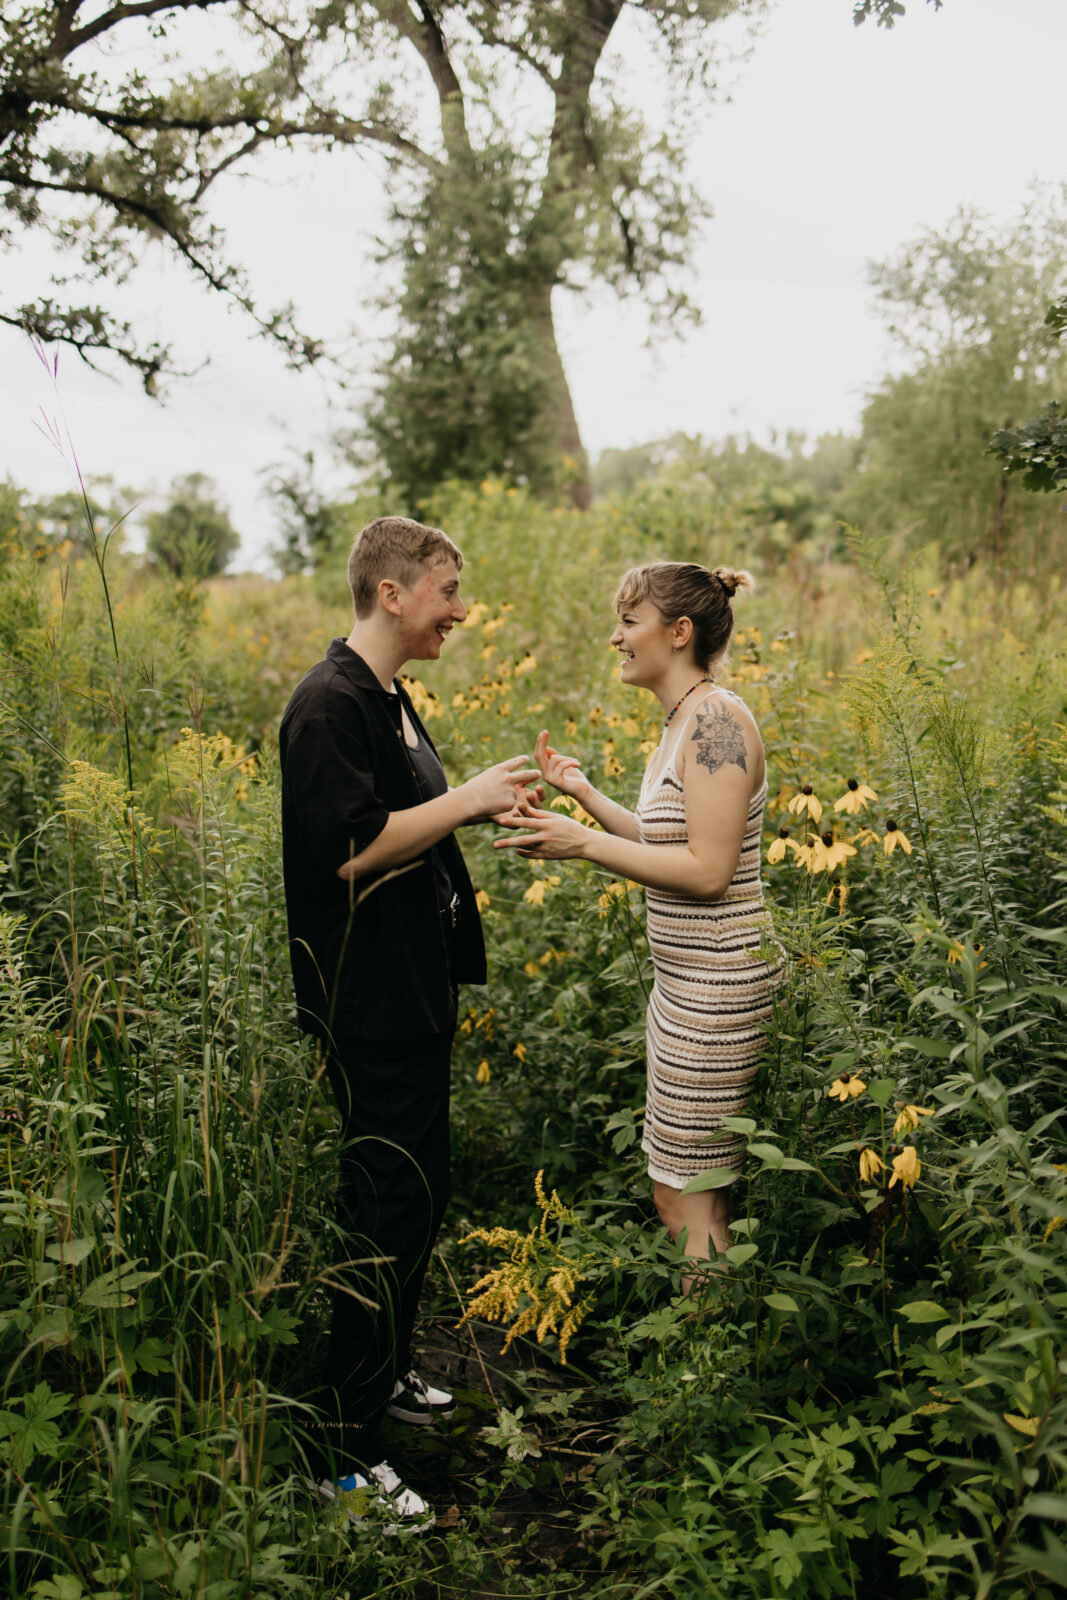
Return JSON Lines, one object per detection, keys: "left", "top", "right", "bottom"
{"left": 385, "top": 1403, "right": 455, "bottom": 1425}
{"left": 303, "top": 1478, "right": 436, "bottom": 1537}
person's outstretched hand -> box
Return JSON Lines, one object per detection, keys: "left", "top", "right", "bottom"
{"left": 461, "top": 756, "right": 542, "bottom": 823}
{"left": 493, "top": 805, "right": 589, "bottom": 861}
{"left": 534, "top": 729, "right": 589, "bottom": 797}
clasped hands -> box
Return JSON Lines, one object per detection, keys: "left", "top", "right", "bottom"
{"left": 493, "top": 730, "right": 591, "bottom": 860}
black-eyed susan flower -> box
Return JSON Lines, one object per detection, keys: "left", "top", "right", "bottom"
{"left": 513, "top": 1042, "right": 527, "bottom": 1063}
{"left": 889, "top": 1146, "right": 921, "bottom": 1189}
{"left": 859, "top": 1148, "right": 887, "bottom": 1183}
{"left": 788, "top": 784, "right": 823, "bottom": 824}
{"left": 821, "top": 833, "right": 858, "bottom": 872}
{"left": 524, "top": 875, "right": 561, "bottom": 906}
{"left": 476, "top": 1059, "right": 491, "bottom": 1086}
{"left": 825, "top": 881, "right": 850, "bottom": 913}
{"left": 767, "top": 827, "right": 795, "bottom": 864}
{"left": 883, "top": 821, "right": 912, "bottom": 856}
{"left": 834, "top": 778, "right": 878, "bottom": 815}
{"left": 475, "top": 889, "right": 491, "bottom": 911}
{"left": 893, "top": 1104, "right": 935, "bottom": 1136}
{"left": 827, "top": 1073, "right": 866, "bottom": 1101}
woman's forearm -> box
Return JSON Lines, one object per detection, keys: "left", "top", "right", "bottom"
{"left": 581, "top": 830, "right": 730, "bottom": 900}
{"left": 571, "top": 779, "right": 641, "bottom": 842}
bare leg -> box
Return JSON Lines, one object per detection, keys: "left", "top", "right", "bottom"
{"left": 653, "top": 1180, "right": 732, "bottom": 1297}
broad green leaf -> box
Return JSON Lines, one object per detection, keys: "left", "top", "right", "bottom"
{"left": 45, "top": 1237, "right": 96, "bottom": 1266}
{"left": 899, "top": 1036, "right": 955, "bottom": 1058}
{"left": 763, "top": 1293, "right": 799, "bottom": 1313}
{"left": 747, "top": 1142, "right": 784, "bottom": 1168}
{"left": 81, "top": 1264, "right": 159, "bottom": 1309}
{"left": 725, "top": 1242, "right": 758, "bottom": 1266}
{"left": 1004, "top": 1413, "right": 1040, "bottom": 1437}
{"left": 866, "top": 1078, "right": 897, "bottom": 1106}
{"left": 897, "top": 1300, "right": 950, "bottom": 1323}
{"left": 719, "top": 1116, "right": 758, "bottom": 1135}
{"left": 681, "top": 1168, "right": 739, "bottom": 1194}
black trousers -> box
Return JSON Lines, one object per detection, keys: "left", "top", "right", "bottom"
{"left": 311, "top": 1020, "right": 454, "bottom": 1473}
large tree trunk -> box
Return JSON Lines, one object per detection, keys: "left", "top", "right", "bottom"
{"left": 527, "top": 282, "right": 592, "bottom": 510}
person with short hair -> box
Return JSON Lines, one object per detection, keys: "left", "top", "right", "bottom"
{"left": 280, "top": 515, "right": 537, "bottom": 1529}
{"left": 496, "top": 560, "right": 782, "bottom": 1294}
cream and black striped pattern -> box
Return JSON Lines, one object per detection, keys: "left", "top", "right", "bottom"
{"left": 636, "top": 694, "right": 782, "bottom": 1184}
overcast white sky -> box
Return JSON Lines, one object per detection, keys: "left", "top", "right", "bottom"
{"left": 2, "top": 0, "right": 1065, "bottom": 567}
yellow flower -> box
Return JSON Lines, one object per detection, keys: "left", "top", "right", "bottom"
{"left": 859, "top": 1148, "right": 887, "bottom": 1183}
{"left": 565, "top": 720, "right": 578, "bottom": 738}
{"left": 804, "top": 834, "right": 831, "bottom": 874}
{"left": 523, "top": 960, "right": 540, "bottom": 978}
{"left": 833, "top": 779, "right": 878, "bottom": 815}
{"left": 604, "top": 755, "right": 623, "bottom": 777}
{"left": 788, "top": 785, "right": 824, "bottom": 825}
{"left": 821, "top": 834, "right": 857, "bottom": 872}
{"left": 893, "top": 1104, "right": 935, "bottom": 1136}
{"left": 476, "top": 1059, "right": 491, "bottom": 1086}
{"left": 523, "top": 875, "right": 561, "bottom": 906}
{"left": 767, "top": 828, "right": 793, "bottom": 864}
{"left": 827, "top": 1074, "right": 866, "bottom": 1101}
{"left": 598, "top": 880, "right": 627, "bottom": 910}
{"left": 514, "top": 653, "right": 537, "bottom": 676}
{"left": 588, "top": 705, "right": 603, "bottom": 727}
{"left": 474, "top": 889, "right": 491, "bottom": 912}
{"left": 889, "top": 1146, "right": 921, "bottom": 1189}
{"left": 825, "top": 881, "right": 850, "bottom": 913}
{"left": 883, "top": 822, "right": 913, "bottom": 856}
{"left": 513, "top": 1042, "right": 527, "bottom": 1063}
{"left": 855, "top": 648, "right": 875, "bottom": 664}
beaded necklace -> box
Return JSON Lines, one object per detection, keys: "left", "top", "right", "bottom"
{"left": 663, "top": 676, "right": 714, "bottom": 727}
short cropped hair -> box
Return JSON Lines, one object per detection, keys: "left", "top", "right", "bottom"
{"left": 347, "top": 516, "right": 463, "bottom": 618}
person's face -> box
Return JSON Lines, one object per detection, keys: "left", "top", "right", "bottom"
{"left": 397, "top": 557, "right": 467, "bottom": 660}
{"left": 609, "top": 598, "right": 677, "bottom": 687}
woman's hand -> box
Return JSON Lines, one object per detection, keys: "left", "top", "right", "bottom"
{"left": 493, "top": 806, "right": 590, "bottom": 860}
{"left": 489, "top": 781, "right": 546, "bottom": 827}
{"left": 534, "top": 729, "right": 589, "bottom": 798}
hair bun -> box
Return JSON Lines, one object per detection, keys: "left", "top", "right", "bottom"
{"left": 713, "top": 566, "right": 755, "bottom": 600}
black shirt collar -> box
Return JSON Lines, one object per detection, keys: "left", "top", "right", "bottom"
{"left": 326, "top": 637, "right": 399, "bottom": 697}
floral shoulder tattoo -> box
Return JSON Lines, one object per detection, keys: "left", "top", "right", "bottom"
{"left": 690, "top": 701, "right": 747, "bottom": 776}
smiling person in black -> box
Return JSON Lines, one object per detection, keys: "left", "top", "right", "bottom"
{"left": 280, "top": 516, "right": 537, "bottom": 1528}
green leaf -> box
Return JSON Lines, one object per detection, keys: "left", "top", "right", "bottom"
{"left": 897, "top": 1300, "right": 950, "bottom": 1323}
{"left": 80, "top": 1264, "right": 159, "bottom": 1309}
{"left": 680, "top": 1168, "right": 740, "bottom": 1194}
{"left": 747, "top": 1142, "right": 784, "bottom": 1168}
{"left": 899, "top": 1036, "right": 955, "bottom": 1057}
{"left": 724, "top": 1242, "right": 758, "bottom": 1266}
{"left": 45, "top": 1236, "right": 96, "bottom": 1266}
{"left": 779, "top": 1156, "right": 816, "bottom": 1172}
{"left": 719, "top": 1116, "right": 758, "bottom": 1135}
{"left": 763, "top": 1293, "right": 800, "bottom": 1313}
{"left": 866, "top": 1078, "right": 898, "bottom": 1106}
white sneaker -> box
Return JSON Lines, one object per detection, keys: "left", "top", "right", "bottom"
{"left": 385, "top": 1369, "right": 455, "bottom": 1426}
{"left": 308, "top": 1460, "right": 435, "bottom": 1536}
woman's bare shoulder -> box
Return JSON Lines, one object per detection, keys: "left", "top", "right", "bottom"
{"left": 678, "top": 691, "right": 764, "bottom": 788}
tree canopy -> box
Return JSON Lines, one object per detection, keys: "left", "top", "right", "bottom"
{"left": 848, "top": 189, "right": 1067, "bottom": 557}
{"left": 145, "top": 471, "right": 240, "bottom": 575}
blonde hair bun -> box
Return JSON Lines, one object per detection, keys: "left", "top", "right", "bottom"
{"left": 713, "top": 566, "right": 755, "bottom": 600}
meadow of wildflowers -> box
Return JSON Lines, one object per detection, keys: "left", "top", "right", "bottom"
{"left": 0, "top": 475, "right": 1065, "bottom": 1598}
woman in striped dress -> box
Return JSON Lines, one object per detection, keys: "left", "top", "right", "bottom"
{"left": 495, "top": 561, "right": 781, "bottom": 1281}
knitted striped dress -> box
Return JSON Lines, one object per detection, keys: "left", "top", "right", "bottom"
{"left": 636, "top": 689, "right": 782, "bottom": 1184}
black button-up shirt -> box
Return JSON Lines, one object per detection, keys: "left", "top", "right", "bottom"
{"left": 279, "top": 639, "right": 486, "bottom": 1041}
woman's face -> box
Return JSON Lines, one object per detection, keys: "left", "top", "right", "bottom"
{"left": 609, "top": 598, "right": 677, "bottom": 688}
